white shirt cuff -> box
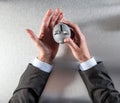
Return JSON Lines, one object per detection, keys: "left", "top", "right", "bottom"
{"left": 79, "top": 57, "right": 97, "bottom": 71}
{"left": 32, "top": 57, "right": 53, "bottom": 73}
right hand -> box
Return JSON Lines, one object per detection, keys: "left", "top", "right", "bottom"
{"left": 26, "top": 8, "right": 64, "bottom": 64}
{"left": 62, "top": 19, "right": 91, "bottom": 63}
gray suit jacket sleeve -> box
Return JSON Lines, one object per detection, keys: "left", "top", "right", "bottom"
{"left": 9, "top": 63, "right": 50, "bottom": 103}
{"left": 79, "top": 62, "right": 120, "bottom": 103}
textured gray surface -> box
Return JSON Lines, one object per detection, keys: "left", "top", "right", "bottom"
{"left": 0, "top": 0, "right": 120, "bottom": 102}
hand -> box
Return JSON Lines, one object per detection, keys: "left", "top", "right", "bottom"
{"left": 62, "top": 19, "right": 91, "bottom": 62}
{"left": 26, "top": 8, "right": 64, "bottom": 64}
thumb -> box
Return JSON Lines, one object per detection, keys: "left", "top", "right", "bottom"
{"left": 64, "top": 38, "right": 78, "bottom": 51}
{"left": 26, "top": 29, "right": 38, "bottom": 42}
{"left": 26, "top": 29, "right": 44, "bottom": 48}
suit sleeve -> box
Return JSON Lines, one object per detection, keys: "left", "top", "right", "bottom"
{"left": 79, "top": 62, "right": 120, "bottom": 103}
{"left": 9, "top": 63, "right": 50, "bottom": 103}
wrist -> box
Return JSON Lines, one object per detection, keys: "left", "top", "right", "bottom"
{"left": 32, "top": 57, "right": 53, "bottom": 73}
{"left": 37, "top": 55, "right": 53, "bottom": 64}
{"left": 79, "top": 57, "right": 97, "bottom": 71}
{"left": 78, "top": 55, "right": 91, "bottom": 63}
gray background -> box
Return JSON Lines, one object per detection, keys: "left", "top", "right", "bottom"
{"left": 0, "top": 0, "right": 120, "bottom": 102}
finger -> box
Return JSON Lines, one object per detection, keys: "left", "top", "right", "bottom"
{"left": 49, "top": 8, "right": 62, "bottom": 27}
{"left": 64, "top": 38, "right": 78, "bottom": 51}
{"left": 73, "top": 37, "right": 80, "bottom": 47}
{"left": 40, "top": 9, "right": 53, "bottom": 34}
{"left": 62, "top": 20, "right": 80, "bottom": 34}
{"left": 26, "top": 29, "right": 43, "bottom": 48}
{"left": 62, "top": 19, "right": 76, "bottom": 29}
{"left": 62, "top": 19, "right": 84, "bottom": 39}
{"left": 62, "top": 19, "right": 80, "bottom": 39}
{"left": 42, "top": 9, "right": 53, "bottom": 27}
{"left": 55, "top": 13, "right": 64, "bottom": 24}
{"left": 26, "top": 29, "right": 38, "bottom": 42}
{"left": 70, "top": 28, "right": 75, "bottom": 39}
{"left": 39, "top": 33, "right": 44, "bottom": 39}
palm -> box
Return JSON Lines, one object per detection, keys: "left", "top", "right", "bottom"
{"left": 27, "top": 9, "right": 63, "bottom": 63}
{"left": 40, "top": 26, "right": 59, "bottom": 59}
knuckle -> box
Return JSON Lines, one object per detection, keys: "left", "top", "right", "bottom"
{"left": 81, "top": 36, "right": 86, "bottom": 41}
{"left": 50, "top": 19, "right": 55, "bottom": 26}
{"left": 50, "top": 22, "right": 54, "bottom": 27}
{"left": 74, "top": 24, "right": 78, "bottom": 27}
{"left": 35, "top": 41, "right": 39, "bottom": 46}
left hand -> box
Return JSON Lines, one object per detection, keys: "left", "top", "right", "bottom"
{"left": 26, "top": 8, "right": 64, "bottom": 64}
{"left": 62, "top": 19, "right": 91, "bottom": 62}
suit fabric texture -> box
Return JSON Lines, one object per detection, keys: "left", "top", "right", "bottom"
{"left": 9, "top": 62, "right": 120, "bottom": 103}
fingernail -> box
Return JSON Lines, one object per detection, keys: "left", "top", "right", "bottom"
{"left": 57, "top": 8, "right": 60, "bottom": 10}
{"left": 48, "top": 8, "right": 52, "bottom": 12}
{"left": 26, "top": 29, "right": 30, "bottom": 33}
{"left": 26, "top": 29, "right": 29, "bottom": 31}
{"left": 57, "top": 8, "right": 61, "bottom": 12}
{"left": 64, "top": 38, "right": 66, "bottom": 42}
{"left": 64, "top": 38, "right": 69, "bottom": 42}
